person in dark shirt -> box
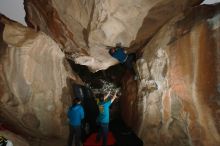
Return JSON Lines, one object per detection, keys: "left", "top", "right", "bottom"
{"left": 96, "top": 91, "right": 118, "bottom": 146}
{"left": 67, "top": 98, "right": 85, "bottom": 146}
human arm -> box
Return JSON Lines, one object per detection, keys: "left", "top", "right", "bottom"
{"left": 81, "top": 106, "right": 85, "bottom": 120}
{"left": 104, "top": 91, "right": 111, "bottom": 101}
{"left": 117, "top": 47, "right": 127, "bottom": 54}
{"left": 123, "top": 49, "right": 127, "bottom": 54}
{"left": 67, "top": 107, "right": 71, "bottom": 118}
{"left": 111, "top": 91, "right": 118, "bottom": 103}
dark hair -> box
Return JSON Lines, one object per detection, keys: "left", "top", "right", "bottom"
{"left": 97, "top": 94, "right": 104, "bottom": 102}
{"left": 109, "top": 48, "right": 116, "bottom": 55}
{"left": 73, "top": 98, "right": 81, "bottom": 104}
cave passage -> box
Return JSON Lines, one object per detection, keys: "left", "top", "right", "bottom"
{"left": 68, "top": 60, "right": 143, "bottom": 146}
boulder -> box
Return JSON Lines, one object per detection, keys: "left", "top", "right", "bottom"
{"left": 121, "top": 4, "right": 220, "bottom": 146}
{"left": 25, "top": 0, "right": 203, "bottom": 71}
{"left": 0, "top": 15, "right": 81, "bottom": 139}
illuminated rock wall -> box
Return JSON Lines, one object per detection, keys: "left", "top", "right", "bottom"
{"left": 121, "top": 4, "right": 220, "bottom": 146}
{"left": 0, "top": 16, "right": 81, "bottom": 139}
{"left": 25, "top": 0, "right": 202, "bottom": 71}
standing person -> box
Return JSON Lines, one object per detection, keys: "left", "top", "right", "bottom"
{"left": 96, "top": 91, "right": 118, "bottom": 146}
{"left": 67, "top": 98, "right": 85, "bottom": 146}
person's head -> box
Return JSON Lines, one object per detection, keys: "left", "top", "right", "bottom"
{"left": 73, "top": 97, "right": 81, "bottom": 104}
{"left": 97, "top": 94, "right": 105, "bottom": 102}
{"left": 109, "top": 47, "right": 116, "bottom": 55}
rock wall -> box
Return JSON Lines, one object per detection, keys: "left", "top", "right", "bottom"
{"left": 0, "top": 16, "right": 81, "bottom": 139}
{"left": 122, "top": 4, "right": 220, "bottom": 146}
{"left": 25, "top": 0, "right": 203, "bottom": 71}
{"left": 1, "top": 1, "right": 219, "bottom": 146}
{"left": 120, "top": 71, "right": 139, "bottom": 129}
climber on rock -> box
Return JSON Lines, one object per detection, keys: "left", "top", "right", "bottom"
{"left": 108, "top": 43, "right": 139, "bottom": 80}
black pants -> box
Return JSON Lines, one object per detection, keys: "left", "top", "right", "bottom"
{"left": 68, "top": 125, "right": 81, "bottom": 146}
{"left": 124, "top": 53, "right": 136, "bottom": 74}
{"left": 96, "top": 123, "right": 109, "bottom": 146}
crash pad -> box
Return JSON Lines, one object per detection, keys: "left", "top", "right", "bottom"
{"left": 84, "top": 132, "right": 115, "bottom": 146}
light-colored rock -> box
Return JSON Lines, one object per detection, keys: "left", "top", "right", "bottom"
{"left": 0, "top": 16, "right": 81, "bottom": 139}
{"left": 122, "top": 4, "right": 220, "bottom": 146}
{"left": 25, "top": 0, "right": 203, "bottom": 71}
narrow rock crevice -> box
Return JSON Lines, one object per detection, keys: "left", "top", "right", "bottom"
{"left": 68, "top": 59, "right": 143, "bottom": 145}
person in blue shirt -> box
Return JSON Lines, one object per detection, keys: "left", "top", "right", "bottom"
{"left": 67, "top": 98, "right": 85, "bottom": 146}
{"left": 109, "top": 45, "right": 139, "bottom": 80}
{"left": 96, "top": 91, "right": 118, "bottom": 146}
{"left": 108, "top": 43, "right": 136, "bottom": 69}
{"left": 109, "top": 47, "right": 128, "bottom": 64}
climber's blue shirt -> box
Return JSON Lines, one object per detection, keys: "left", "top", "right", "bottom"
{"left": 97, "top": 99, "right": 112, "bottom": 124}
{"left": 111, "top": 47, "right": 128, "bottom": 63}
{"left": 68, "top": 104, "right": 84, "bottom": 126}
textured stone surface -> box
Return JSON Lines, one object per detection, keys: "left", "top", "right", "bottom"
{"left": 121, "top": 4, "right": 220, "bottom": 146}
{"left": 25, "top": 0, "right": 203, "bottom": 71}
{"left": 120, "top": 72, "right": 139, "bottom": 129}
{"left": 1, "top": 1, "right": 219, "bottom": 146}
{"left": 0, "top": 16, "right": 81, "bottom": 139}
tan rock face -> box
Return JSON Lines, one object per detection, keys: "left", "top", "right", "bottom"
{"left": 0, "top": 16, "right": 81, "bottom": 139}
{"left": 122, "top": 4, "right": 220, "bottom": 146}
{"left": 25, "top": 0, "right": 203, "bottom": 71}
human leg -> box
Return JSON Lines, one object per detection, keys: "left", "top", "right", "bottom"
{"left": 67, "top": 125, "right": 74, "bottom": 146}
{"left": 74, "top": 126, "right": 81, "bottom": 146}
{"left": 96, "top": 123, "right": 101, "bottom": 142}
{"left": 124, "top": 53, "right": 137, "bottom": 72}
{"left": 101, "top": 123, "right": 109, "bottom": 146}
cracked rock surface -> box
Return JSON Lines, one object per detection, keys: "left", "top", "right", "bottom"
{"left": 0, "top": 16, "right": 82, "bottom": 140}
{"left": 121, "top": 4, "right": 220, "bottom": 146}
{"left": 25, "top": 0, "right": 202, "bottom": 71}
